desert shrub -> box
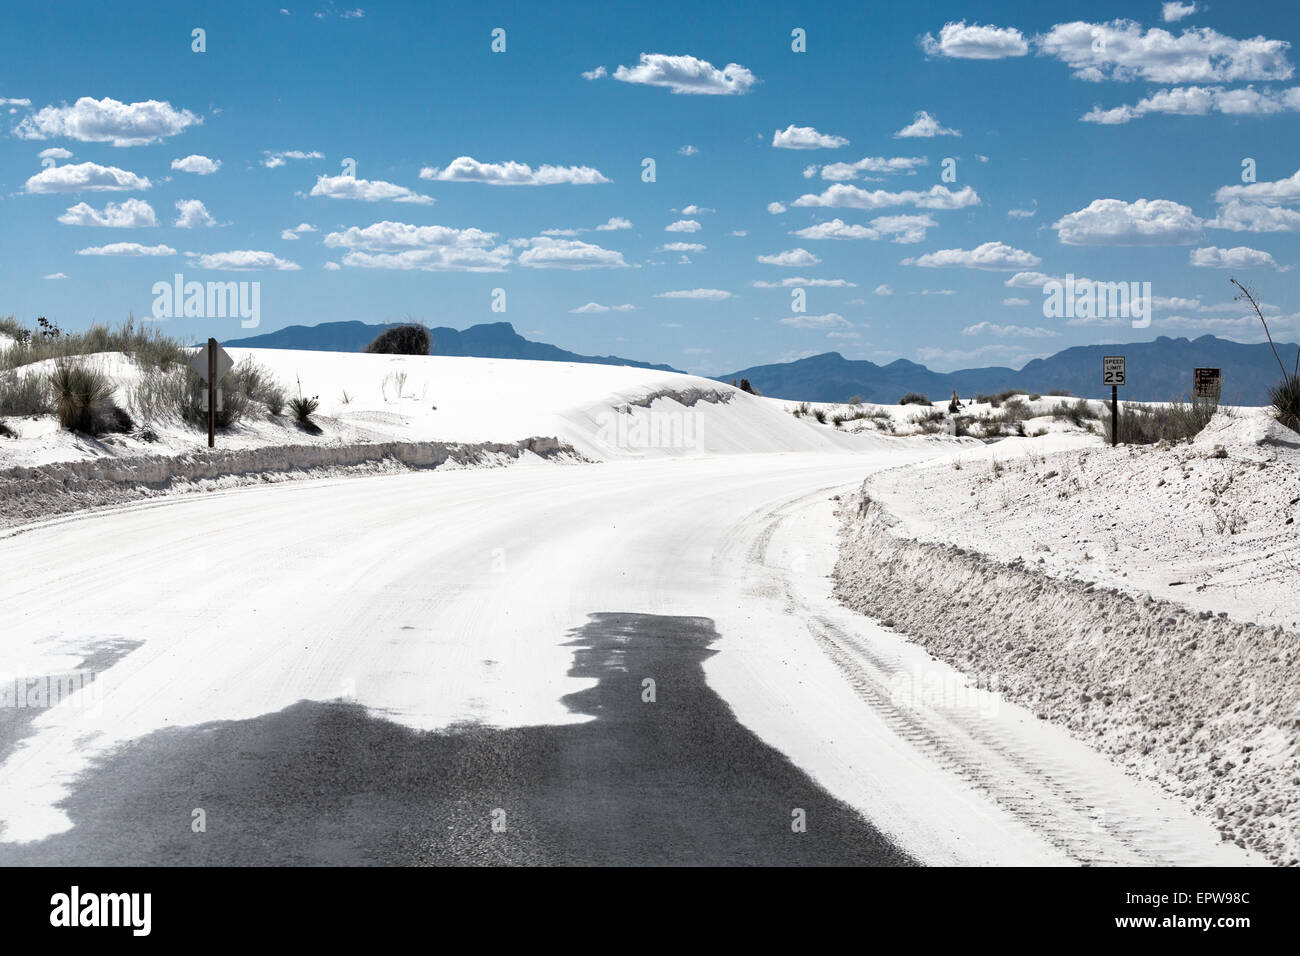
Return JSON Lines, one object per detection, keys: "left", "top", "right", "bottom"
{"left": 1, "top": 317, "right": 187, "bottom": 372}
{"left": 792, "top": 401, "right": 810, "bottom": 418}
{"left": 812, "top": 407, "right": 827, "bottom": 424}
{"left": 899, "top": 392, "right": 931, "bottom": 406}
{"left": 363, "top": 323, "right": 430, "bottom": 355}
{"left": 1053, "top": 399, "right": 1099, "bottom": 427}
{"left": 1106, "top": 396, "right": 1218, "bottom": 445}
{"left": 49, "top": 360, "right": 131, "bottom": 435}
{"left": 1001, "top": 398, "right": 1033, "bottom": 423}
{"left": 974, "top": 389, "right": 1023, "bottom": 408}
{"left": 290, "top": 394, "right": 320, "bottom": 425}
{"left": 0, "top": 369, "right": 52, "bottom": 415}
{"left": 738, "top": 378, "right": 760, "bottom": 396}
{"left": 847, "top": 394, "right": 863, "bottom": 405}
{"left": 1028, "top": 393, "right": 1041, "bottom": 401}
{"left": 228, "top": 357, "right": 285, "bottom": 418}
{"left": 1046, "top": 388, "right": 1073, "bottom": 397}
{"left": 0, "top": 316, "right": 30, "bottom": 341}
{"left": 0, "top": 421, "right": 13, "bottom": 438}
{"left": 131, "top": 361, "right": 252, "bottom": 429}
{"left": 1269, "top": 374, "right": 1300, "bottom": 433}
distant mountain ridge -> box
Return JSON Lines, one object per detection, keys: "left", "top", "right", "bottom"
{"left": 718, "top": 336, "right": 1300, "bottom": 406}
{"left": 227, "top": 321, "right": 682, "bottom": 373}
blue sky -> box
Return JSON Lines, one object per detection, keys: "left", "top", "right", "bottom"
{"left": 2, "top": 0, "right": 1299, "bottom": 374}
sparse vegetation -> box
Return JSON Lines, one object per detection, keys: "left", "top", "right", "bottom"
{"left": 899, "top": 392, "right": 931, "bottom": 406}
{"left": 812, "top": 407, "right": 827, "bottom": 424}
{"left": 1105, "top": 395, "right": 1218, "bottom": 445}
{"left": 363, "top": 322, "right": 430, "bottom": 356}
{"left": 1046, "top": 388, "right": 1073, "bottom": 397}
{"left": 291, "top": 375, "right": 321, "bottom": 430}
{"left": 734, "top": 377, "right": 760, "bottom": 396}
{"left": 1232, "top": 278, "right": 1300, "bottom": 434}
{"left": 1, "top": 316, "right": 187, "bottom": 373}
{"left": 50, "top": 359, "right": 132, "bottom": 435}
{"left": 0, "top": 368, "right": 52, "bottom": 416}
{"left": 791, "top": 401, "right": 811, "bottom": 418}
{"left": 974, "top": 389, "right": 1024, "bottom": 408}
{"left": 1053, "top": 399, "right": 1100, "bottom": 428}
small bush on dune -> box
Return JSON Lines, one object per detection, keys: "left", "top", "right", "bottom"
{"left": 1053, "top": 399, "right": 1099, "bottom": 428}
{"left": 2, "top": 316, "right": 187, "bottom": 372}
{"left": 1107, "top": 395, "right": 1218, "bottom": 445}
{"left": 1268, "top": 374, "right": 1300, "bottom": 433}
{"left": 899, "top": 392, "right": 931, "bottom": 406}
{"left": 0, "top": 369, "right": 52, "bottom": 416}
{"left": 974, "top": 389, "right": 1024, "bottom": 408}
{"left": 1046, "top": 388, "right": 1073, "bottom": 397}
{"left": 363, "top": 323, "right": 431, "bottom": 355}
{"left": 1001, "top": 398, "right": 1033, "bottom": 423}
{"left": 812, "top": 407, "right": 827, "bottom": 424}
{"left": 50, "top": 360, "right": 132, "bottom": 435}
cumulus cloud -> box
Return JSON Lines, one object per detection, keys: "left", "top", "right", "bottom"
{"left": 1208, "top": 199, "right": 1300, "bottom": 232}
{"left": 757, "top": 248, "right": 820, "bottom": 267}
{"left": 596, "top": 216, "right": 632, "bottom": 230}
{"left": 263, "top": 149, "right": 323, "bottom": 168}
{"left": 1190, "top": 245, "right": 1286, "bottom": 269}
{"left": 419, "top": 156, "right": 610, "bottom": 186}
{"left": 771, "top": 125, "right": 849, "bottom": 149}
{"left": 280, "top": 222, "right": 318, "bottom": 240}
{"left": 793, "top": 183, "right": 979, "bottom": 211}
{"left": 1036, "top": 20, "right": 1293, "bottom": 84}
{"left": 171, "top": 154, "right": 221, "bottom": 175}
{"left": 57, "top": 198, "right": 156, "bottom": 227}
{"left": 1163, "top": 2, "right": 1198, "bottom": 23}
{"left": 921, "top": 21, "right": 1029, "bottom": 59}
{"left": 874, "top": 283, "right": 894, "bottom": 295}
{"left": 24, "top": 161, "right": 150, "bottom": 193}
{"left": 570, "top": 302, "right": 635, "bottom": 313}
{"left": 814, "top": 156, "right": 927, "bottom": 181}
{"left": 793, "top": 214, "right": 936, "bottom": 243}
{"left": 187, "top": 250, "right": 300, "bottom": 271}
{"left": 581, "top": 66, "right": 608, "bottom": 80}
{"left": 961, "top": 321, "right": 1057, "bottom": 337}
{"left": 767, "top": 202, "right": 787, "bottom": 214}
{"left": 1053, "top": 198, "right": 1202, "bottom": 245}
{"left": 174, "top": 199, "right": 217, "bottom": 228}
{"left": 1008, "top": 203, "right": 1038, "bottom": 218}
{"left": 665, "top": 219, "right": 701, "bottom": 233}
{"left": 1214, "top": 167, "right": 1300, "bottom": 206}
{"left": 310, "top": 174, "right": 432, "bottom": 204}
{"left": 902, "top": 240, "right": 1041, "bottom": 270}
{"left": 76, "top": 242, "right": 175, "bottom": 256}
{"left": 678, "top": 144, "right": 699, "bottom": 156}
{"left": 323, "top": 220, "right": 511, "bottom": 271}
{"left": 662, "top": 242, "right": 705, "bottom": 252}
{"left": 894, "top": 110, "right": 961, "bottom": 138}
{"left": 14, "top": 97, "right": 200, "bottom": 146}
{"left": 515, "top": 237, "right": 628, "bottom": 270}
{"left": 1082, "top": 85, "right": 1300, "bottom": 124}
{"left": 655, "top": 288, "right": 734, "bottom": 300}
{"left": 612, "top": 53, "right": 756, "bottom": 95}
{"left": 750, "top": 277, "right": 857, "bottom": 288}
{"left": 38, "top": 147, "right": 72, "bottom": 159}
{"left": 779, "top": 312, "right": 851, "bottom": 329}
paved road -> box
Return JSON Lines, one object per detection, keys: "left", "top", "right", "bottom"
{"left": 0, "top": 452, "right": 1256, "bottom": 865}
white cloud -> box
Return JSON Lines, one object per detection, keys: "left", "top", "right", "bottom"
{"left": 757, "top": 248, "right": 820, "bottom": 267}
{"left": 14, "top": 97, "right": 200, "bottom": 146}
{"left": 612, "top": 53, "right": 756, "bottom": 95}
{"left": 24, "top": 161, "right": 150, "bottom": 193}
{"left": 1036, "top": 20, "right": 1293, "bottom": 84}
{"left": 894, "top": 110, "right": 960, "bottom": 138}
{"left": 419, "top": 156, "right": 610, "bottom": 186}
{"left": 815, "top": 155, "right": 927, "bottom": 181}
{"left": 730, "top": 229, "right": 748, "bottom": 237}
{"left": 38, "top": 147, "right": 72, "bottom": 159}
{"left": 921, "top": 21, "right": 1029, "bottom": 59}
{"left": 187, "top": 250, "right": 300, "bottom": 271}
{"left": 678, "top": 144, "right": 699, "bottom": 156}
{"left": 874, "top": 283, "right": 894, "bottom": 295}
{"left": 679, "top": 204, "right": 714, "bottom": 215}
{"left": 310, "top": 174, "right": 433, "bottom": 204}
{"left": 43, "top": 272, "right": 68, "bottom": 280}
{"left": 1208, "top": 199, "right": 1300, "bottom": 232}
{"left": 263, "top": 149, "right": 323, "bottom": 168}
{"left": 76, "top": 242, "right": 175, "bottom": 257}
{"left": 792, "top": 214, "right": 936, "bottom": 243}
{"left": 751, "top": 277, "right": 856, "bottom": 288}
{"left": 570, "top": 302, "right": 635, "bottom": 313}
{"left": 1002, "top": 297, "right": 1031, "bottom": 306}
{"left": 902, "top": 241, "right": 1041, "bottom": 270}
{"left": 793, "top": 183, "right": 979, "bottom": 211}
{"left": 171, "top": 154, "right": 221, "bottom": 175}
{"left": 1003, "top": 271, "right": 1056, "bottom": 288}
{"left": 663, "top": 242, "right": 705, "bottom": 252}
{"left": 1053, "top": 198, "right": 1202, "bottom": 245}
{"left": 666, "top": 219, "right": 702, "bottom": 234}
{"left": 655, "top": 288, "right": 734, "bottom": 300}
{"left": 57, "top": 198, "right": 156, "bottom": 227}
{"left": 515, "top": 237, "right": 628, "bottom": 270}
{"left": 174, "top": 199, "right": 217, "bottom": 228}
{"left": 323, "top": 261, "right": 342, "bottom": 271}
{"left": 961, "top": 321, "right": 1057, "bottom": 337}
{"left": 1214, "top": 167, "right": 1300, "bottom": 206}
{"left": 779, "top": 312, "right": 851, "bottom": 329}
{"left": 596, "top": 216, "right": 632, "bottom": 230}
{"left": 771, "top": 124, "right": 849, "bottom": 149}
{"left": 1190, "top": 245, "right": 1285, "bottom": 269}
{"left": 280, "top": 222, "right": 318, "bottom": 240}
{"left": 581, "top": 66, "right": 608, "bottom": 80}
{"left": 323, "top": 220, "right": 510, "bottom": 271}
{"left": 0, "top": 97, "right": 32, "bottom": 107}
{"left": 1007, "top": 203, "right": 1038, "bottom": 218}
{"left": 1163, "top": 2, "right": 1198, "bottom": 23}
{"left": 1082, "top": 85, "right": 1300, "bottom": 124}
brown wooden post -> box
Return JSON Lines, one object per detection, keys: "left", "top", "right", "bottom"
{"left": 207, "top": 337, "right": 216, "bottom": 448}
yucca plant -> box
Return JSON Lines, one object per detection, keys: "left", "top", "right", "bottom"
{"left": 1232, "top": 278, "right": 1300, "bottom": 434}
{"left": 49, "top": 360, "right": 116, "bottom": 433}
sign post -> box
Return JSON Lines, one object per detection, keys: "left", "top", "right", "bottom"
{"left": 1194, "top": 367, "right": 1222, "bottom": 401}
{"left": 189, "top": 339, "right": 233, "bottom": 449}
{"left": 1102, "top": 355, "right": 1126, "bottom": 446}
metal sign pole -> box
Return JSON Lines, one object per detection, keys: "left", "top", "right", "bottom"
{"left": 1111, "top": 384, "right": 1118, "bottom": 446}
{"left": 207, "top": 337, "right": 216, "bottom": 449}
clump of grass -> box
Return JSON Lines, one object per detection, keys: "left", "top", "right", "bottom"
{"left": 1, "top": 316, "right": 188, "bottom": 372}
{"left": 812, "top": 407, "right": 827, "bottom": 424}
{"left": 1106, "top": 395, "right": 1218, "bottom": 445}
{"left": 974, "top": 389, "right": 1024, "bottom": 408}
{"left": 1028, "top": 393, "right": 1041, "bottom": 401}
{"left": 791, "top": 401, "right": 811, "bottom": 418}
{"left": 1046, "top": 388, "right": 1073, "bottom": 397}
{"left": 50, "top": 360, "right": 132, "bottom": 435}
{"left": 291, "top": 375, "right": 321, "bottom": 431}
{"left": 1052, "top": 399, "right": 1100, "bottom": 427}
{"left": 363, "top": 322, "right": 430, "bottom": 355}
{"left": 0, "top": 369, "right": 52, "bottom": 416}
{"left": 899, "top": 392, "right": 931, "bottom": 406}
{"left": 1268, "top": 374, "right": 1300, "bottom": 433}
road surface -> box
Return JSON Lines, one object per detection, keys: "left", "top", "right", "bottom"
{"left": 0, "top": 452, "right": 1256, "bottom": 865}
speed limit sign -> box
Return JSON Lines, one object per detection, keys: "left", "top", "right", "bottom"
{"left": 1102, "top": 355, "right": 1126, "bottom": 386}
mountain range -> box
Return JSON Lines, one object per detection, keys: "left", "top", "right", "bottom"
{"left": 227, "top": 321, "right": 1297, "bottom": 406}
